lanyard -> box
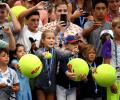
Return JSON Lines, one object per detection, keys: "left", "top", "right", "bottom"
{"left": 89, "top": 62, "right": 98, "bottom": 94}
{"left": 43, "top": 48, "right": 54, "bottom": 87}
{"left": 114, "top": 42, "right": 118, "bottom": 66}
{"left": 59, "top": 32, "right": 64, "bottom": 48}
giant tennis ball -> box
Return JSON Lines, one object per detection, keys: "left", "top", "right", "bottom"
{"left": 19, "top": 54, "right": 42, "bottom": 78}
{"left": 67, "top": 58, "right": 89, "bottom": 81}
{"left": 8, "top": 6, "right": 27, "bottom": 21}
{"left": 93, "top": 64, "right": 117, "bottom": 87}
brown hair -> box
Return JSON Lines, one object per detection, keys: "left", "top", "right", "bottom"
{"left": 0, "top": 48, "right": 9, "bottom": 55}
{"left": 82, "top": 44, "right": 96, "bottom": 58}
{"left": 55, "top": 1, "right": 68, "bottom": 11}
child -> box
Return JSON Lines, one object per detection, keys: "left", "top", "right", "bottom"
{"left": 11, "top": 44, "right": 32, "bottom": 100}
{"left": 35, "top": 30, "right": 73, "bottom": 100}
{"left": 56, "top": 35, "right": 86, "bottom": 100}
{"left": 79, "top": 44, "right": 103, "bottom": 100}
{"left": 34, "top": 30, "right": 58, "bottom": 100}
{"left": 0, "top": 48, "right": 19, "bottom": 100}
{"left": 101, "top": 17, "right": 120, "bottom": 100}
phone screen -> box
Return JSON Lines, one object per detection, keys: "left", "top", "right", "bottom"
{"left": 60, "top": 14, "right": 67, "bottom": 26}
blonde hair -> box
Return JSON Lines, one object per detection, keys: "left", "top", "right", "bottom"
{"left": 39, "top": 30, "right": 54, "bottom": 48}
{"left": 112, "top": 17, "right": 120, "bottom": 28}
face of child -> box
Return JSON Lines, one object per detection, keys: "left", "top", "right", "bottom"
{"left": 16, "top": 46, "right": 26, "bottom": 59}
{"left": 27, "top": 15, "right": 39, "bottom": 32}
{"left": 42, "top": 32, "right": 55, "bottom": 48}
{"left": 94, "top": 3, "right": 107, "bottom": 20}
{"left": 0, "top": 51, "right": 9, "bottom": 65}
{"left": 0, "top": 8, "right": 8, "bottom": 23}
{"left": 67, "top": 43, "right": 78, "bottom": 52}
{"left": 113, "top": 24, "right": 120, "bottom": 37}
{"left": 86, "top": 48, "right": 96, "bottom": 63}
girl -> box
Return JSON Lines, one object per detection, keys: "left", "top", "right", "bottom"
{"left": 35, "top": 30, "right": 73, "bottom": 100}
{"left": 11, "top": 44, "right": 32, "bottom": 100}
{"left": 101, "top": 17, "right": 120, "bottom": 100}
{"left": 34, "top": 30, "right": 57, "bottom": 100}
{"left": 79, "top": 44, "right": 103, "bottom": 100}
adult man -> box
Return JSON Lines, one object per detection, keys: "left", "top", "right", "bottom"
{"left": 43, "top": 1, "right": 85, "bottom": 48}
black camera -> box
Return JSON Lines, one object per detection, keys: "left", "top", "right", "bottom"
{"left": 0, "top": 26, "right": 4, "bottom": 30}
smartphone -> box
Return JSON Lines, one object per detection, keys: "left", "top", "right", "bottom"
{"left": 83, "top": 11, "right": 90, "bottom": 17}
{"left": 60, "top": 14, "right": 67, "bottom": 26}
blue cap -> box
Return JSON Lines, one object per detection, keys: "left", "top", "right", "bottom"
{"left": 64, "top": 35, "right": 79, "bottom": 44}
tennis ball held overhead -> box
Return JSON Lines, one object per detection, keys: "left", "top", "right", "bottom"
{"left": 8, "top": 6, "right": 27, "bottom": 21}
{"left": 19, "top": 54, "right": 43, "bottom": 78}
{"left": 93, "top": 64, "right": 117, "bottom": 87}
{"left": 67, "top": 58, "right": 89, "bottom": 81}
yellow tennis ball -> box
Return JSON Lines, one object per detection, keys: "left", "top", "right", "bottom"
{"left": 8, "top": 6, "right": 27, "bottom": 21}
{"left": 19, "top": 54, "right": 42, "bottom": 78}
{"left": 93, "top": 64, "right": 117, "bottom": 87}
{"left": 44, "top": 52, "right": 52, "bottom": 59}
{"left": 67, "top": 58, "right": 89, "bottom": 81}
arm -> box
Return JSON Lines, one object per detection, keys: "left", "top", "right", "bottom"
{"left": 5, "top": 3, "right": 21, "bottom": 33}
{"left": 18, "top": 1, "right": 46, "bottom": 28}
{"left": 83, "top": 21, "right": 102, "bottom": 37}
{"left": 3, "top": 27, "right": 16, "bottom": 50}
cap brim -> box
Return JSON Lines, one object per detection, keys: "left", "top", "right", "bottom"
{"left": 68, "top": 40, "right": 79, "bottom": 44}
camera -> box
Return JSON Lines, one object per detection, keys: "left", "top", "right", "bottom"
{"left": 83, "top": 11, "right": 90, "bottom": 17}
{"left": 0, "top": 26, "right": 4, "bottom": 30}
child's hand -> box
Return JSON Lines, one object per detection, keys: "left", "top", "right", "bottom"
{"left": 11, "top": 84, "right": 19, "bottom": 92}
{"left": 0, "top": 83, "right": 7, "bottom": 89}
{"left": 3, "top": 27, "right": 13, "bottom": 37}
{"left": 80, "top": 74, "right": 87, "bottom": 81}
{"left": 65, "top": 71, "right": 76, "bottom": 80}
{"left": 36, "top": 1, "right": 47, "bottom": 10}
{"left": 72, "top": 47, "right": 79, "bottom": 55}
{"left": 110, "top": 84, "right": 117, "bottom": 94}
{"left": 91, "top": 67, "right": 97, "bottom": 80}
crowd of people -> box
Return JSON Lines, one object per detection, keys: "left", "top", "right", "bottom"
{"left": 0, "top": 0, "right": 120, "bottom": 100}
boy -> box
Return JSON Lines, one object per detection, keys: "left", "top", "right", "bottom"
{"left": 83, "top": 0, "right": 111, "bottom": 57}
{"left": 56, "top": 35, "right": 84, "bottom": 100}
{"left": 0, "top": 48, "right": 19, "bottom": 100}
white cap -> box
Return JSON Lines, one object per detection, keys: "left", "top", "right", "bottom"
{"left": 100, "top": 30, "right": 114, "bottom": 38}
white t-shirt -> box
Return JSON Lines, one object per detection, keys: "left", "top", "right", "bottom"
{"left": 16, "top": 25, "right": 42, "bottom": 52}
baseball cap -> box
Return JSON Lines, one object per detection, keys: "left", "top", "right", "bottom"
{"left": 64, "top": 35, "right": 80, "bottom": 44}
{"left": 100, "top": 30, "right": 114, "bottom": 39}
